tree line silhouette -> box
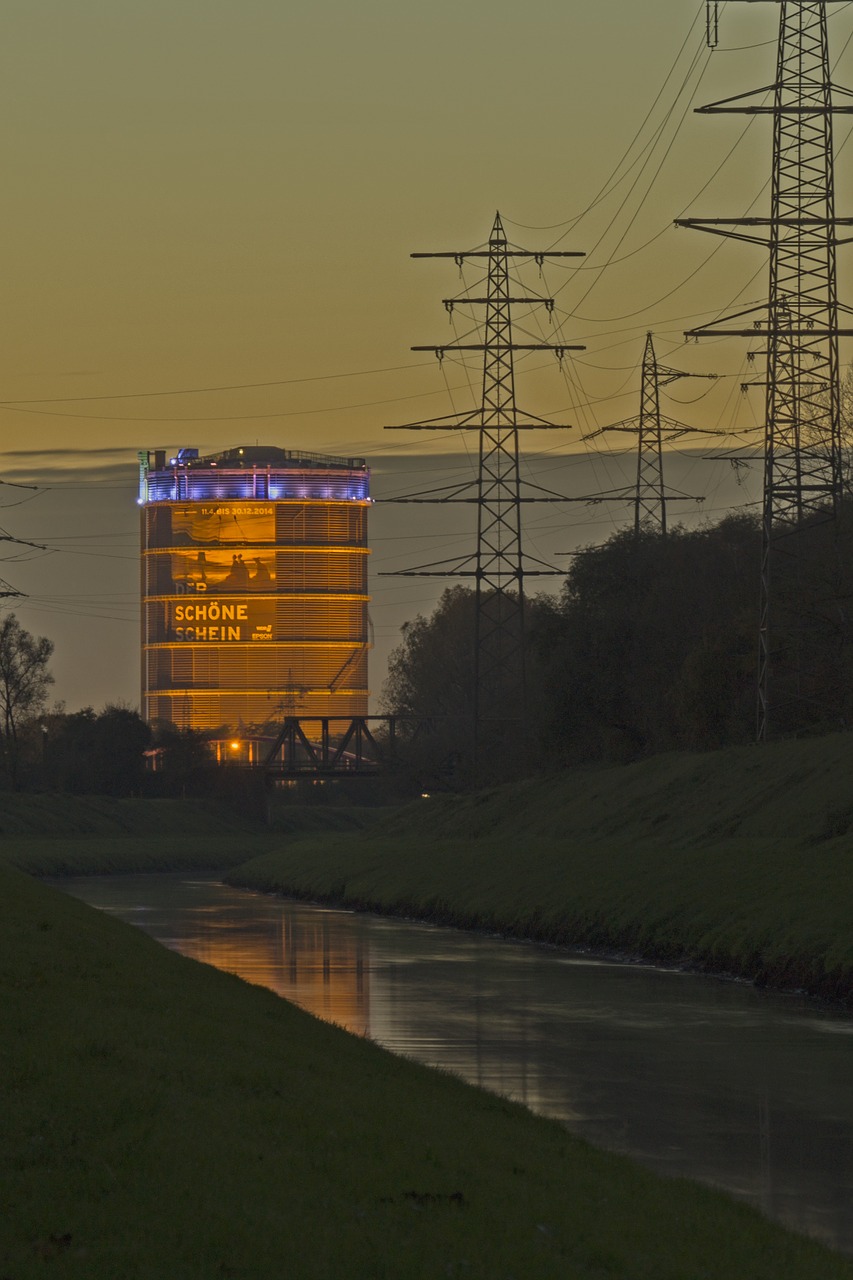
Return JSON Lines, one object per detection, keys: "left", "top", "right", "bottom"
{"left": 382, "top": 504, "right": 853, "bottom": 786}
{"left": 2, "top": 498, "right": 851, "bottom": 797}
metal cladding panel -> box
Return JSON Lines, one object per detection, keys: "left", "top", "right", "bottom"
{"left": 141, "top": 468, "right": 370, "bottom": 732}
{"left": 143, "top": 548, "right": 368, "bottom": 597}
{"left": 144, "top": 690, "right": 369, "bottom": 731}
{"left": 145, "top": 646, "right": 368, "bottom": 690}
{"left": 143, "top": 501, "right": 367, "bottom": 547}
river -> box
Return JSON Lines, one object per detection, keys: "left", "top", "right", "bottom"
{"left": 56, "top": 871, "right": 853, "bottom": 1254}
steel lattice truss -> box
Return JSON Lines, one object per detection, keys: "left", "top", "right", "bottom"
{"left": 474, "top": 218, "right": 527, "bottom": 727}
{"left": 636, "top": 334, "right": 670, "bottom": 536}
{"left": 581, "top": 332, "right": 711, "bottom": 537}
{"left": 765, "top": 3, "right": 842, "bottom": 527}
{"left": 679, "top": 0, "right": 853, "bottom": 740}
{"left": 384, "top": 212, "right": 584, "bottom": 758}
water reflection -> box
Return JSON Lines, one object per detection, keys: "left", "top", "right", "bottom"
{"left": 57, "top": 873, "right": 853, "bottom": 1255}
{"left": 91, "top": 877, "right": 371, "bottom": 1036}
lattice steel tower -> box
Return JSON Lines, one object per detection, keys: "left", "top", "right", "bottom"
{"left": 386, "top": 212, "right": 583, "bottom": 760}
{"left": 636, "top": 333, "right": 673, "bottom": 536}
{"left": 678, "top": 0, "right": 853, "bottom": 739}
{"left": 585, "top": 332, "right": 713, "bottom": 537}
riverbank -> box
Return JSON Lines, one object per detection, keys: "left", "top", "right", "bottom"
{"left": 226, "top": 732, "right": 853, "bottom": 1005}
{"left": 0, "top": 796, "right": 382, "bottom": 876}
{"left": 3, "top": 862, "right": 850, "bottom": 1280}
{"left": 0, "top": 795, "right": 262, "bottom": 875}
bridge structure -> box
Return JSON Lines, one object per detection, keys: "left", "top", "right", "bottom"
{"left": 259, "top": 715, "right": 438, "bottom": 777}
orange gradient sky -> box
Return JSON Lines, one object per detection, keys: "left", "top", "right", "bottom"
{"left": 2, "top": 0, "right": 853, "bottom": 708}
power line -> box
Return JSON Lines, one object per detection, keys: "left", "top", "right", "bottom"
{"left": 0, "top": 360, "right": 433, "bottom": 407}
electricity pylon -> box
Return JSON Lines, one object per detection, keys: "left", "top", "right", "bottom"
{"left": 583, "top": 332, "right": 714, "bottom": 537}
{"left": 677, "top": 0, "right": 853, "bottom": 740}
{"left": 384, "top": 211, "right": 584, "bottom": 765}
{"left": 636, "top": 333, "right": 680, "bottom": 536}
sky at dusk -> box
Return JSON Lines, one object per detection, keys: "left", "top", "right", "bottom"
{"left": 3, "top": 0, "right": 853, "bottom": 710}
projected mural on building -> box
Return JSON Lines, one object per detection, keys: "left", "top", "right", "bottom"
{"left": 140, "top": 446, "right": 370, "bottom": 735}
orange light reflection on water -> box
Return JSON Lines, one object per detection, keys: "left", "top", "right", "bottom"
{"left": 170, "top": 912, "right": 369, "bottom": 1036}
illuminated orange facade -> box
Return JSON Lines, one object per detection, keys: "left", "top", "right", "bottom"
{"left": 140, "top": 445, "right": 370, "bottom": 733}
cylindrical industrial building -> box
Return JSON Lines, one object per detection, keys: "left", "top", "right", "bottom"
{"left": 140, "top": 445, "right": 370, "bottom": 746}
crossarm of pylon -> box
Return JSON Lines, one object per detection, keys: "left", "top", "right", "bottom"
{"left": 412, "top": 251, "right": 584, "bottom": 260}
{"left": 388, "top": 491, "right": 624, "bottom": 505}
{"left": 442, "top": 296, "right": 554, "bottom": 307}
{"left": 382, "top": 481, "right": 477, "bottom": 504}
{"left": 677, "top": 218, "right": 853, "bottom": 252}
{"left": 587, "top": 417, "right": 714, "bottom": 441}
{"left": 657, "top": 416, "right": 720, "bottom": 436}
{"left": 521, "top": 553, "right": 569, "bottom": 574}
{"left": 555, "top": 487, "right": 637, "bottom": 505}
{"left": 385, "top": 422, "right": 574, "bottom": 432}
{"left": 689, "top": 326, "right": 853, "bottom": 337}
{"left": 514, "top": 409, "right": 575, "bottom": 428}
{"left": 379, "top": 570, "right": 478, "bottom": 578}
{"left": 684, "top": 303, "right": 766, "bottom": 339}
{"left": 379, "top": 552, "right": 478, "bottom": 578}
{"left": 519, "top": 480, "right": 591, "bottom": 501}
{"left": 383, "top": 410, "right": 482, "bottom": 431}
{"left": 682, "top": 217, "right": 853, "bottom": 226}
{"left": 657, "top": 367, "right": 717, "bottom": 386}
{"left": 582, "top": 418, "right": 640, "bottom": 439}
{"left": 696, "top": 85, "right": 853, "bottom": 115}
{"left": 675, "top": 222, "right": 774, "bottom": 247}
{"left": 694, "top": 83, "right": 777, "bottom": 113}
{"left": 664, "top": 488, "right": 706, "bottom": 502}
{"left": 411, "top": 344, "right": 585, "bottom": 354}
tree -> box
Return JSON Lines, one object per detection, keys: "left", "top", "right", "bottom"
{"left": 383, "top": 587, "right": 476, "bottom": 721}
{"left": 534, "top": 515, "right": 763, "bottom": 762}
{"left": 381, "top": 587, "right": 476, "bottom": 788}
{"left": 144, "top": 722, "right": 217, "bottom": 796}
{"left": 382, "top": 585, "right": 555, "bottom": 786}
{"left": 0, "top": 613, "right": 54, "bottom": 788}
{"left": 43, "top": 704, "right": 151, "bottom": 796}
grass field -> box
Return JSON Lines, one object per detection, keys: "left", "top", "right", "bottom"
{"left": 0, "top": 797, "right": 385, "bottom": 877}
{"left": 3, "top": 862, "right": 851, "bottom": 1280}
{"left": 0, "top": 792, "right": 258, "bottom": 837}
{"left": 226, "top": 732, "right": 853, "bottom": 1003}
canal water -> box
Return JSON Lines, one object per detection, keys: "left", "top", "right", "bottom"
{"left": 57, "top": 872, "right": 853, "bottom": 1254}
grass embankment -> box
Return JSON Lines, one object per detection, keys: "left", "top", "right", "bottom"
{"left": 0, "top": 795, "right": 382, "bottom": 877}
{"left": 267, "top": 803, "right": 394, "bottom": 837}
{"left": 0, "top": 793, "right": 266, "bottom": 876}
{"left": 227, "top": 732, "right": 853, "bottom": 1004}
{"left": 3, "top": 863, "right": 850, "bottom": 1280}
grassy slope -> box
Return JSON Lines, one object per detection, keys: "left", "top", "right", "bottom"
{"left": 267, "top": 804, "right": 394, "bottom": 836}
{"left": 0, "top": 796, "right": 383, "bottom": 876}
{"left": 0, "top": 793, "right": 255, "bottom": 836}
{"left": 2, "top": 863, "right": 850, "bottom": 1280}
{"left": 0, "top": 793, "right": 384, "bottom": 875}
{"left": 227, "top": 732, "right": 853, "bottom": 1002}
{"left": 0, "top": 794, "right": 263, "bottom": 875}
